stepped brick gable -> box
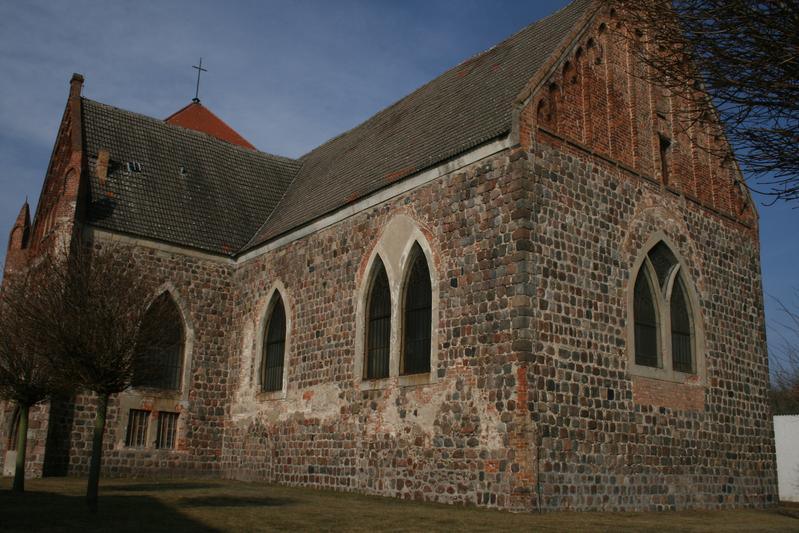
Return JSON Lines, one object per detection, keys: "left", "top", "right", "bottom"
{"left": 1, "top": 1, "right": 776, "bottom": 512}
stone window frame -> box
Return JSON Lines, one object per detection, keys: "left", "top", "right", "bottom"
{"left": 254, "top": 282, "right": 292, "bottom": 402}
{"left": 626, "top": 233, "right": 706, "bottom": 384}
{"left": 354, "top": 215, "right": 440, "bottom": 390}
{"left": 116, "top": 283, "right": 193, "bottom": 451}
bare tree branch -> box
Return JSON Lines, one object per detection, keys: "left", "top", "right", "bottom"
{"left": 0, "top": 239, "right": 177, "bottom": 506}
{"left": 610, "top": 0, "right": 799, "bottom": 203}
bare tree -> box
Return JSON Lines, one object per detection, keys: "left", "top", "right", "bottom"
{"left": 0, "top": 274, "right": 61, "bottom": 492}
{"left": 770, "top": 296, "right": 799, "bottom": 415}
{"left": 7, "top": 242, "right": 175, "bottom": 511}
{"left": 610, "top": 0, "right": 799, "bottom": 203}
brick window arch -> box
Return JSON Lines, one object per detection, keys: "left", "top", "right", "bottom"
{"left": 629, "top": 239, "right": 702, "bottom": 381}
{"left": 261, "top": 293, "right": 287, "bottom": 392}
{"left": 402, "top": 243, "right": 432, "bottom": 375}
{"left": 366, "top": 257, "right": 391, "bottom": 380}
{"left": 132, "top": 292, "right": 185, "bottom": 391}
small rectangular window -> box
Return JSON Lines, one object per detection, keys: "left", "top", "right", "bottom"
{"left": 125, "top": 409, "right": 150, "bottom": 447}
{"left": 156, "top": 412, "right": 179, "bottom": 450}
{"left": 126, "top": 161, "right": 142, "bottom": 173}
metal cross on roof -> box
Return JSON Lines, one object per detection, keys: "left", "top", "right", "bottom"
{"left": 192, "top": 58, "right": 207, "bottom": 103}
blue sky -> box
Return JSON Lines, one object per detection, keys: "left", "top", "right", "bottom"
{"left": 1, "top": 1, "right": 797, "bottom": 364}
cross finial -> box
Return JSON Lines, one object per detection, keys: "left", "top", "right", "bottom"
{"left": 192, "top": 58, "right": 207, "bottom": 103}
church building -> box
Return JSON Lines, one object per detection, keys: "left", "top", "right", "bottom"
{"left": 0, "top": 0, "right": 777, "bottom": 511}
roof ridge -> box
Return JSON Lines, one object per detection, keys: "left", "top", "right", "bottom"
{"left": 298, "top": 0, "right": 587, "bottom": 162}
{"left": 82, "top": 98, "right": 301, "bottom": 165}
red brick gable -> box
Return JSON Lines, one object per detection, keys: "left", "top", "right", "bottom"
{"left": 518, "top": 6, "right": 758, "bottom": 232}
{"left": 165, "top": 102, "right": 256, "bottom": 150}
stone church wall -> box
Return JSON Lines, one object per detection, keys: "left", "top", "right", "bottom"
{"left": 222, "top": 146, "right": 541, "bottom": 511}
{"left": 526, "top": 137, "right": 775, "bottom": 511}
{"left": 44, "top": 240, "right": 236, "bottom": 478}
{"left": 513, "top": 10, "right": 776, "bottom": 510}
{"left": 0, "top": 7, "right": 777, "bottom": 513}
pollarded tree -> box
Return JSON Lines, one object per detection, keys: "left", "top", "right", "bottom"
{"left": 12, "top": 242, "right": 176, "bottom": 511}
{"left": 610, "top": 0, "right": 799, "bottom": 203}
{"left": 0, "top": 273, "right": 61, "bottom": 493}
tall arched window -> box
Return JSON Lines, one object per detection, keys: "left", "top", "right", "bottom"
{"left": 133, "top": 293, "right": 184, "bottom": 390}
{"left": 633, "top": 268, "right": 659, "bottom": 367}
{"left": 366, "top": 258, "right": 391, "bottom": 380}
{"left": 402, "top": 244, "right": 432, "bottom": 375}
{"left": 262, "top": 294, "right": 287, "bottom": 392}
{"left": 631, "top": 240, "right": 697, "bottom": 376}
{"left": 670, "top": 279, "right": 693, "bottom": 373}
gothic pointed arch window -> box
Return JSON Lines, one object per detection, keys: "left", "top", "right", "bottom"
{"left": 670, "top": 278, "right": 693, "bottom": 373}
{"left": 402, "top": 243, "right": 432, "bottom": 375}
{"left": 261, "top": 293, "right": 287, "bottom": 392}
{"left": 366, "top": 257, "right": 391, "bottom": 380}
{"left": 633, "top": 267, "right": 659, "bottom": 367}
{"left": 630, "top": 240, "right": 700, "bottom": 379}
{"left": 133, "top": 293, "right": 184, "bottom": 391}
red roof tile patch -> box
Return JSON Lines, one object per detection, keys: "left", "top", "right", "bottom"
{"left": 165, "top": 102, "right": 256, "bottom": 150}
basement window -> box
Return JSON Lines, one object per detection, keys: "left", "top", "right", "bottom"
{"left": 125, "top": 409, "right": 150, "bottom": 447}
{"left": 156, "top": 412, "right": 179, "bottom": 449}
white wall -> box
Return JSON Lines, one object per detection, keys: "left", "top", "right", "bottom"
{"left": 774, "top": 415, "right": 799, "bottom": 502}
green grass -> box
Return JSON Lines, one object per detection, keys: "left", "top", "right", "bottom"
{"left": 0, "top": 477, "right": 797, "bottom": 532}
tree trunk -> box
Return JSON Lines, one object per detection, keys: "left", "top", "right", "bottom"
{"left": 86, "top": 393, "right": 109, "bottom": 513}
{"left": 11, "top": 403, "right": 29, "bottom": 493}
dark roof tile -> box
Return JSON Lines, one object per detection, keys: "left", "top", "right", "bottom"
{"left": 81, "top": 0, "right": 593, "bottom": 256}
{"left": 245, "top": 0, "right": 593, "bottom": 248}
{"left": 83, "top": 99, "right": 300, "bottom": 255}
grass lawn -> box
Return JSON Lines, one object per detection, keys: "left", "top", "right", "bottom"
{"left": 1, "top": 477, "right": 797, "bottom": 532}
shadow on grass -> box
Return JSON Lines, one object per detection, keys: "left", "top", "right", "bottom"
{"left": 0, "top": 489, "right": 218, "bottom": 533}
{"left": 107, "top": 482, "right": 221, "bottom": 492}
{"left": 178, "top": 495, "right": 296, "bottom": 508}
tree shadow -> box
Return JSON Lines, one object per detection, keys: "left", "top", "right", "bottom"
{"left": 107, "top": 482, "right": 221, "bottom": 492}
{"left": 178, "top": 495, "right": 296, "bottom": 508}
{"left": 0, "top": 490, "right": 218, "bottom": 532}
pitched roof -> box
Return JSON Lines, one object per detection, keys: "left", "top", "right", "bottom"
{"left": 244, "top": 0, "right": 593, "bottom": 249}
{"left": 165, "top": 101, "right": 257, "bottom": 150}
{"left": 80, "top": 0, "right": 593, "bottom": 256}
{"left": 83, "top": 98, "right": 300, "bottom": 254}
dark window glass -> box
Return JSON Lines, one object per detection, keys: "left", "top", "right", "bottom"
{"left": 647, "top": 241, "right": 678, "bottom": 289}
{"left": 262, "top": 295, "right": 286, "bottom": 392}
{"left": 156, "top": 411, "right": 179, "bottom": 449}
{"left": 671, "top": 279, "right": 693, "bottom": 373}
{"left": 403, "top": 246, "right": 432, "bottom": 375}
{"left": 634, "top": 269, "right": 659, "bottom": 367}
{"left": 366, "top": 259, "right": 391, "bottom": 379}
{"left": 133, "top": 294, "right": 184, "bottom": 390}
{"left": 125, "top": 409, "right": 150, "bottom": 447}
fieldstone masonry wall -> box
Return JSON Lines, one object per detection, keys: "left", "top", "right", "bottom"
{"left": 514, "top": 9, "right": 775, "bottom": 510}
{"left": 40, "top": 240, "right": 235, "bottom": 478}
{"left": 222, "top": 148, "right": 540, "bottom": 511}
{"left": 0, "top": 7, "right": 777, "bottom": 513}
{"left": 525, "top": 137, "right": 774, "bottom": 510}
